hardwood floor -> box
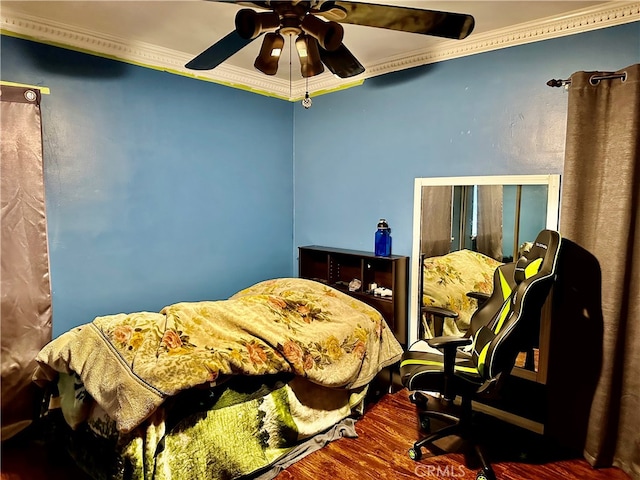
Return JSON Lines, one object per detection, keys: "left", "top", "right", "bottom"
{"left": 1, "top": 435, "right": 92, "bottom": 480}
{"left": 1, "top": 389, "right": 630, "bottom": 480}
{"left": 277, "top": 389, "right": 630, "bottom": 480}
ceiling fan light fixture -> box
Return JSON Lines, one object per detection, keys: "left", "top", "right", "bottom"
{"left": 295, "top": 34, "right": 324, "bottom": 78}
{"left": 235, "top": 9, "right": 280, "bottom": 40}
{"left": 254, "top": 32, "right": 285, "bottom": 75}
{"left": 300, "top": 14, "right": 343, "bottom": 51}
{"left": 187, "top": 2, "right": 475, "bottom": 78}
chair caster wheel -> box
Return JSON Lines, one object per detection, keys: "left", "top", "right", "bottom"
{"left": 408, "top": 447, "right": 422, "bottom": 461}
{"left": 409, "top": 392, "right": 428, "bottom": 409}
{"left": 476, "top": 467, "right": 496, "bottom": 480}
{"left": 419, "top": 413, "right": 431, "bottom": 432}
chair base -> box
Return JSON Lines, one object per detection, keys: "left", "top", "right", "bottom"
{"left": 408, "top": 392, "right": 497, "bottom": 480}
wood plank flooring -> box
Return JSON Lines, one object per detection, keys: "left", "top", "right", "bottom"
{"left": 276, "top": 389, "right": 630, "bottom": 480}
{"left": 1, "top": 388, "right": 630, "bottom": 480}
{"left": 1, "top": 435, "right": 92, "bottom": 480}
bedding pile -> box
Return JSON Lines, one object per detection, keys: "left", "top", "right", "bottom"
{"left": 422, "top": 249, "right": 502, "bottom": 336}
{"left": 34, "top": 278, "right": 403, "bottom": 480}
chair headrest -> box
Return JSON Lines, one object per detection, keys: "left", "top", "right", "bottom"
{"left": 514, "top": 230, "right": 561, "bottom": 284}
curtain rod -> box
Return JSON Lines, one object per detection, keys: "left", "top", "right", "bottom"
{"left": 546, "top": 72, "right": 627, "bottom": 87}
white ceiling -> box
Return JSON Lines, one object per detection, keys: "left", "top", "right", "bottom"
{"left": 1, "top": 1, "right": 638, "bottom": 99}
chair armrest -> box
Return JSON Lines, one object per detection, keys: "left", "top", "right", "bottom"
{"left": 427, "top": 335, "right": 471, "bottom": 350}
{"left": 421, "top": 305, "right": 459, "bottom": 319}
{"left": 421, "top": 306, "right": 459, "bottom": 338}
{"left": 466, "top": 291, "right": 490, "bottom": 303}
{"left": 426, "top": 335, "right": 472, "bottom": 401}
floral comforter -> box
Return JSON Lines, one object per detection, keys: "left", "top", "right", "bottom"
{"left": 34, "top": 278, "right": 403, "bottom": 433}
{"left": 47, "top": 372, "right": 366, "bottom": 480}
{"left": 422, "top": 250, "right": 502, "bottom": 336}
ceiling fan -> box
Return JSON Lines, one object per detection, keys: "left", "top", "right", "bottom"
{"left": 185, "top": 1, "right": 475, "bottom": 79}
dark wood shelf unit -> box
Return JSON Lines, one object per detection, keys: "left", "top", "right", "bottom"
{"left": 298, "top": 245, "right": 409, "bottom": 346}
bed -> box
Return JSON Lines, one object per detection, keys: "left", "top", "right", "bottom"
{"left": 32, "top": 277, "right": 403, "bottom": 480}
{"left": 421, "top": 249, "right": 502, "bottom": 337}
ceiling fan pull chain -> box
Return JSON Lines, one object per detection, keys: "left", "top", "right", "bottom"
{"left": 302, "top": 77, "right": 312, "bottom": 109}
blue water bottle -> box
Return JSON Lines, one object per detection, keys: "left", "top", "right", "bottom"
{"left": 375, "top": 219, "right": 391, "bottom": 257}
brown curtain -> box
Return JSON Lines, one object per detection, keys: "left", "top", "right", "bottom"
{"left": 420, "top": 185, "right": 453, "bottom": 257}
{"left": 560, "top": 64, "right": 640, "bottom": 478}
{"left": 476, "top": 184, "right": 503, "bottom": 261}
{"left": 1, "top": 85, "right": 52, "bottom": 441}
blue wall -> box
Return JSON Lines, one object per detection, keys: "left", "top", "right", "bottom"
{"left": 1, "top": 36, "right": 294, "bottom": 336}
{"left": 293, "top": 23, "right": 640, "bottom": 259}
{"left": 1, "top": 23, "right": 638, "bottom": 337}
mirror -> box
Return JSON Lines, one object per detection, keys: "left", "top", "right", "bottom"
{"left": 408, "top": 174, "right": 561, "bottom": 345}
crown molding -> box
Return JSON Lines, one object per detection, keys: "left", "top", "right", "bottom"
{"left": 362, "top": 1, "right": 640, "bottom": 80}
{"left": 2, "top": 2, "right": 638, "bottom": 101}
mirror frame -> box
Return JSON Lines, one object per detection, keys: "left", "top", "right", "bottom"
{"left": 408, "top": 174, "right": 561, "bottom": 346}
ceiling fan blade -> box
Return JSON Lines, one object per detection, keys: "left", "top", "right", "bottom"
{"left": 330, "top": 1, "right": 474, "bottom": 40}
{"left": 319, "top": 43, "right": 365, "bottom": 79}
{"left": 185, "top": 30, "right": 259, "bottom": 70}
{"left": 235, "top": 1, "right": 270, "bottom": 9}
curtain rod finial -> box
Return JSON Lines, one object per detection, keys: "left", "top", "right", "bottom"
{"left": 547, "top": 79, "right": 567, "bottom": 88}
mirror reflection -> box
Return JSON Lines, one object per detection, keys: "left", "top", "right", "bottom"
{"left": 423, "top": 183, "right": 551, "bottom": 262}
{"left": 409, "top": 174, "right": 561, "bottom": 345}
